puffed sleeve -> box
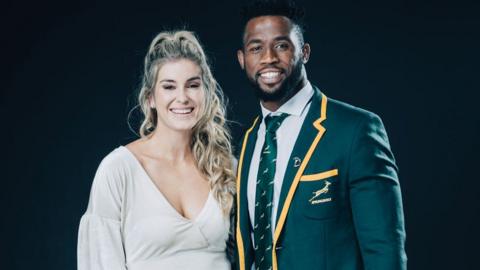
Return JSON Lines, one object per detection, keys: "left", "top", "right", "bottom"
{"left": 348, "top": 113, "right": 407, "bottom": 270}
{"left": 77, "top": 157, "right": 127, "bottom": 270}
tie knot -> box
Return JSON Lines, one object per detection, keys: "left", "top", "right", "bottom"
{"left": 264, "top": 113, "right": 288, "bottom": 133}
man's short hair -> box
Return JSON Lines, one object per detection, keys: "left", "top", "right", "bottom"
{"left": 240, "top": 0, "right": 306, "bottom": 46}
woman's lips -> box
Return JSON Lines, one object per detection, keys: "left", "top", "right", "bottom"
{"left": 169, "top": 108, "right": 194, "bottom": 115}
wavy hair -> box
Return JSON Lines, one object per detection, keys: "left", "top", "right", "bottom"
{"left": 136, "top": 30, "right": 235, "bottom": 216}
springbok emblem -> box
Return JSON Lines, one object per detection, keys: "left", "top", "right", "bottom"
{"left": 308, "top": 181, "right": 332, "bottom": 202}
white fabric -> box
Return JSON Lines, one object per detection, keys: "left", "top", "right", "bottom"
{"left": 78, "top": 146, "right": 230, "bottom": 270}
{"left": 247, "top": 81, "right": 314, "bottom": 235}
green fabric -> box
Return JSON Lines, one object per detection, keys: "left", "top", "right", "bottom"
{"left": 253, "top": 114, "right": 288, "bottom": 270}
{"left": 235, "top": 87, "right": 407, "bottom": 270}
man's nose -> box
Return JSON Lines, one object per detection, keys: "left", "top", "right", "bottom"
{"left": 260, "top": 47, "right": 279, "bottom": 64}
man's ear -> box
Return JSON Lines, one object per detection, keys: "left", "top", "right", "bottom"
{"left": 237, "top": 49, "right": 245, "bottom": 70}
{"left": 301, "top": 43, "right": 311, "bottom": 64}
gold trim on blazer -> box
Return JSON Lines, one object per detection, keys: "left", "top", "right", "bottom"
{"left": 300, "top": 169, "right": 338, "bottom": 182}
{"left": 236, "top": 117, "right": 259, "bottom": 270}
{"left": 272, "top": 93, "right": 328, "bottom": 270}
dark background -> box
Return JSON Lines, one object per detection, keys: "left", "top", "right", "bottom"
{"left": 1, "top": 0, "right": 479, "bottom": 269}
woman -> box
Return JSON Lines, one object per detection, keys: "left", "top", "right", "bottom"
{"left": 77, "top": 31, "right": 236, "bottom": 270}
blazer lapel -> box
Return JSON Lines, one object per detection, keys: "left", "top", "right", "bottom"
{"left": 236, "top": 116, "right": 260, "bottom": 270}
{"left": 272, "top": 87, "right": 328, "bottom": 270}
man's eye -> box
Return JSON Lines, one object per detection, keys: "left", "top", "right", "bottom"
{"left": 249, "top": 46, "right": 262, "bottom": 53}
{"left": 276, "top": 43, "right": 289, "bottom": 50}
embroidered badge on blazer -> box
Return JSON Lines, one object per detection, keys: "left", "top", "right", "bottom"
{"left": 293, "top": 157, "right": 301, "bottom": 167}
{"left": 309, "top": 180, "right": 332, "bottom": 205}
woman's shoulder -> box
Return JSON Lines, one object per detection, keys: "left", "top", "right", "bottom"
{"left": 94, "top": 146, "right": 136, "bottom": 182}
{"left": 99, "top": 146, "right": 131, "bottom": 169}
{"left": 84, "top": 147, "right": 132, "bottom": 219}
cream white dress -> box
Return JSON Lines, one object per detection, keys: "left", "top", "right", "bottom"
{"left": 77, "top": 146, "right": 230, "bottom": 270}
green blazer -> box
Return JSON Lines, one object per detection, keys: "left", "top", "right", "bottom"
{"left": 235, "top": 87, "right": 407, "bottom": 270}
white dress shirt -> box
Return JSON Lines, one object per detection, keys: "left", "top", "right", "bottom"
{"left": 247, "top": 82, "right": 314, "bottom": 236}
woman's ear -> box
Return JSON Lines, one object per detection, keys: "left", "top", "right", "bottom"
{"left": 149, "top": 98, "right": 156, "bottom": 110}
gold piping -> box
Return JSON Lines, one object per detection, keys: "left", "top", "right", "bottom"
{"left": 300, "top": 169, "right": 338, "bottom": 181}
{"left": 272, "top": 93, "right": 328, "bottom": 270}
{"left": 236, "top": 117, "right": 259, "bottom": 270}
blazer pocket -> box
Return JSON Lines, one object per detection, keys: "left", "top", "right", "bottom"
{"left": 300, "top": 169, "right": 338, "bottom": 182}
{"left": 300, "top": 171, "right": 339, "bottom": 220}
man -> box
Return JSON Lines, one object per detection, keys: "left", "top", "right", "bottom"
{"left": 234, "top": 1, "right": 407, "bottom": 270}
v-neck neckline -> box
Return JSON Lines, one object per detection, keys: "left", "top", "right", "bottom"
{"left": 120, "top": 146, "right": 212, "bottom": 223}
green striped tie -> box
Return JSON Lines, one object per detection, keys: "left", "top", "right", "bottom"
{"left": 253, "top": 113, "right": 289, "bottom": 270}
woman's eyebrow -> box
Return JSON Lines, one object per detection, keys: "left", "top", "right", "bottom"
{"left": 186, "top": 76, "right": 201, "bottom": 82}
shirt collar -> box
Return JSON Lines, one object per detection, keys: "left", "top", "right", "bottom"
{"left": 260, "top": 81, "right": 314, "bottom": 118}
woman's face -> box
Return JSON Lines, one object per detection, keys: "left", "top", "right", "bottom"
{"left": 150, "top": 59, "right": 205, "bottom": 133}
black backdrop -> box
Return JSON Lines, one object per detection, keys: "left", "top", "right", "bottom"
{"left": 2, "top": 0, "right": 479, "bottom": 269}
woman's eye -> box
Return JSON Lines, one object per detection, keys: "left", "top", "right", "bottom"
{"left": 189, "top": 84, "right": 200, "bottom": 89}
{"left": 162, "top": 85, "right": 175, "bottom": 90}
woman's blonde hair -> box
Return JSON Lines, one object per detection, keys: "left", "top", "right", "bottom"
{"left": 136, "top": 30, "right": 235, "bottom": 216}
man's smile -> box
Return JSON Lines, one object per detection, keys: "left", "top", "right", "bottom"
{"left": 257, "top": 69, "right": 284, "bottom": 85}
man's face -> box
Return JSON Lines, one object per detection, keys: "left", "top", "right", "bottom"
{"left": 237, "top": 15, "right": 310, "bottom": 103}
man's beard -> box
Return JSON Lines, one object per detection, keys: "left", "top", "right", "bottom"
{"left": 247, "top": 60, "right": 304, "bottom": 103}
